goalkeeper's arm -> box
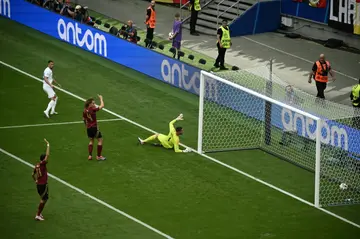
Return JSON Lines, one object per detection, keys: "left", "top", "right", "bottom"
{"left": 173, "top": 142, "right": 183, "bottom": 153}
{"left": 169, "top": 114, "right": 183, "bottom": 134}
{"left": 173, "top": 141, "right": 191, "bottom": 153}
{"left": 169, "top": 119, "right": 177, "bottom": 134}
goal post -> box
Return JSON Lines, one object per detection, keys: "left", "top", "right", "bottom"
{"left": 198, "top": 70, "right": 324, "bottom": 207}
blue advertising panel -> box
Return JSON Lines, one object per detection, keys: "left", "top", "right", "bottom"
{"left": 4, "top": 0, "right": 360, "bottom": 155}
{"left": 3, "top": 0, "right": 201, "bottom": 96}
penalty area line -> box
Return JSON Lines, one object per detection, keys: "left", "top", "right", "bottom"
{"left": 0, "top": 118, "right": 123, "bottom": 130}
{"left": 0, "top": 148, "right": 174, "bottom": 239}
{"left": 1, "top": 60, "right": 360, "bottom": 229}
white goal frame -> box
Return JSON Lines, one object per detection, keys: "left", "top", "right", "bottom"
{"left": 197, "top": 70, "right": 322, "bottom": 208}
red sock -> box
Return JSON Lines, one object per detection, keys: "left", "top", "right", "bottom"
{"left": 88, "top": 144, "right": 93, "bottom": 156}
{"left": 37, "top": 202, "right": 45, "bottom": 216}
{"left": 97, "top": 145, "right": 103, "bottom": 157}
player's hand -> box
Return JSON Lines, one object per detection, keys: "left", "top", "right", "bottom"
{"left": 44, "top": 139, "right": 50, "bottom": 146}
{"left": 308, "top": 79, "right": 312, "bottom": 84}
{"left": 183, "top": 147, "right": 192, "bottom": 153}
{"left": 98, "top": 94, "right": 103, "bottom": 99}
{"left": 176, "top": 113, "right": 184, "bottom": 121}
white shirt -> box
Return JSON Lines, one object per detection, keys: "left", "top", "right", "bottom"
{"left": 43, "top": 67, "right": 53, "bottom": 85}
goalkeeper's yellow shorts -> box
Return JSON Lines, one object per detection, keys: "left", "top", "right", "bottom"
{"left": 157, "top": 134, "right": 172, "bottom": 149}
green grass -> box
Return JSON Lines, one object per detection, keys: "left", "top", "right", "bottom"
{"left": 1, "top": 16, "right": 360, "bottom": 239}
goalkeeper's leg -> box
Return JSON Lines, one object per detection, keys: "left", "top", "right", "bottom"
{"left": 138, "top": 134, "right": 159, "bottom": 145}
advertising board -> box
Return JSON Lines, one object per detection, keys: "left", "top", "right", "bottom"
{"left": 5, "top": 0, "right": 360, "bottom": 154}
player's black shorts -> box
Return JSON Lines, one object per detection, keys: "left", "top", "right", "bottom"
{"left": 37, "top": 184, "right": 49, "bottom": 201}
{"left": 87, "top": 127, "right": 102, "bottom": 139}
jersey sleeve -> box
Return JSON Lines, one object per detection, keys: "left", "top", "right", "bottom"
{"left": 172, "top": 136, "right": 182, "bottom": 153}
{"left": 173, "top": 21, "right": 180, "bottom": 34}
{"left": 44, "top": 69, "right": 51, "bottom": 78}
{"left": 88, "top": 107, "right": 100, "bottom": 114}
{"left": 168, "top": 119, "right": 177, "bottom": 134}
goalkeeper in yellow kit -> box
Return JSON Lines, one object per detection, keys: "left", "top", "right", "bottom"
{"left": 138, "top": 114, "right": 191, "bottom": 153}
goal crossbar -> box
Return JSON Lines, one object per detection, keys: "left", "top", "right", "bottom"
{"left": 198, "top": 70, "right": 322, "bottom": 207}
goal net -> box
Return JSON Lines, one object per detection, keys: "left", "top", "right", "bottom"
{"left": 198, "top": 69, "right": 360, "bottom": 207}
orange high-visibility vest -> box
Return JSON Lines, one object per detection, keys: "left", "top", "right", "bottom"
{"left": 146, "top": 7, "right": 156, "bottom": 29}
{"left": 315, "top": 60, "right": 330, "bottom": 83}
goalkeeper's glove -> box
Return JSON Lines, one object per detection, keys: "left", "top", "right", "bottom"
{"left": 176, "top": 113, "right": 184, "bottom": 121}
{"left": 183, "top": 147, "right": 192, "bottom": 153}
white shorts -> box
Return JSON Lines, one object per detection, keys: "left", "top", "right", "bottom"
{"left": 43, "top": 84, "right": 56, "bottom": 99}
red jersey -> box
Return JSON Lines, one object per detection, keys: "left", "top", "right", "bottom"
{"left": 34, "top": 160, "right": 48, "bottom": 185}
{"left": 83, "top": 106, "right": 100, "bottom": 128}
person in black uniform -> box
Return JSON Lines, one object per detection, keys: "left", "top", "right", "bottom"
{"left": 189, "top": 0, "right": 201, "bottom": 36}
{"left": 214, "top": 19, "right": 231, "bottom": 70}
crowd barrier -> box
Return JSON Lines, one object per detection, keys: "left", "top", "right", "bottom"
{"left": 2, "top": 0, "right": 360, "bottom": 155}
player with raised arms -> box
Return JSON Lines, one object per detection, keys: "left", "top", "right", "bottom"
{"left": 138, "top": 114, "right": 191, "bottom": 153}
{"left": 83, "top": 95, "right": 106, "bottom": 161}
{"left": 32, "top": 139, "right": 50, "bottom": 221}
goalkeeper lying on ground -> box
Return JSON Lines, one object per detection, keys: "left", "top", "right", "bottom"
{"left": 138, "top": 114, "right": 191, "bottom": 153}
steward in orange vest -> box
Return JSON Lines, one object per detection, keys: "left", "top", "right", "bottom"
{"left": 308, "top": 54, "right": 335, "bottom": 99}
{"left": 145, "top": 1, "right": 156, "bottom": 48}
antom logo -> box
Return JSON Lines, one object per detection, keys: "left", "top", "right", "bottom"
{"left": 281, "top": 108, "right": 349, "bottom": 150}
{"left": 57, "top": 19, "right": 107, "bottom": 57}
{"left": 0, "top": 0, "right": 10, "bottom": 18}
{"left": 161, "top": 60, "right": 218, "bottom": 100}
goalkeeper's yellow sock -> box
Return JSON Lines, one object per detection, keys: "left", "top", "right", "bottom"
{"left": 143, "top": 135, "right": 157, "bottom": 143}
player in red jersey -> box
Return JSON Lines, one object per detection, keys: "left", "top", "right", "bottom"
{"left": 83, "top": 95, "right": 106, "bottom": 161}
{"left": 32, "top": 139, "right": 50, "bottom": 221}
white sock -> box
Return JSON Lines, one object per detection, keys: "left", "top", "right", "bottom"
{"left": 51, "top": 97, "right": 58, "bottom": 113}
{"left": 45, "top": 100, "right": 55, "bottom": 113}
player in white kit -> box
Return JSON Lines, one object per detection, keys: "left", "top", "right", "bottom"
{"left": 43, "top": 60, "right": 61, "bottom": 118}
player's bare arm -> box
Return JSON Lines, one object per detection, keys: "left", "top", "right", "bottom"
{"left": 53, "top": 78, "right": 62, "bottom": 88}
{"left": 98, "top": 94, "right": 104, "bottom": 109}
{"left": 32, "top": 139, "right": 50, "bottom": 183}
{"left": 32, "top": 169, "right": 38, "bottom": 182}
{"left": 43, "top": 138, "right": 50, "bottom": 162}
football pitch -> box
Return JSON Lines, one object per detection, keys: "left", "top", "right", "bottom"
{"left": 0, "top": 17, "right": 359, "bottom": 238}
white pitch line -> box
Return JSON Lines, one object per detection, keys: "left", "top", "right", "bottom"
{"left": 0, "top": 118, "right": 123, "bottom": 129}
{"left": 242, "top": 36, "right": 358, "bottom": 81}
{"left": 1, "top": 60, "right": 360, "bottom": 229}
{"left": 0, "top": 148, "right": 174, "bottom": 239}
